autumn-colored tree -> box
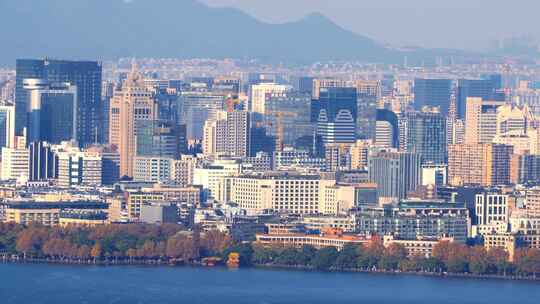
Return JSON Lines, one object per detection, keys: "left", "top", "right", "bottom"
{"left": 91, "top": 242, "right": 102, "bottom": 262}
{"left": 514, "top": 248, "right": 540, "bottom": 276}
{"left": 77, "top": 245, "right": 91, "bottom": 260}
{"left": 378, "top": 243, "right": 408, "bottom": 270}
{"left": 487, "top": 247, "right": 511, "bottom": 275}
{"left": 468, "top": 246, "right": 490, "bottom": 275}
{"left": 166, "top": 235, "right": 200, "bottom": 261}
{"left": 16, "top": 226, "right": 49, "bottom": 257}
{"left": 200, "top": 230, "right": 232, "bottom": 257}
{"left": 358, "top": 237, "right": 385, "bottom": 269}
{"left": 432, "top": 240, "right": 452, "bottom": 262}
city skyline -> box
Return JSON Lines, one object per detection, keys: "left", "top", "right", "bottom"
{"left": 2, "top": 1, "right": 540, "bottom": 302}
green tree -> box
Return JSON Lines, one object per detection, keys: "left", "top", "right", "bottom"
{"left": 333, "top": 244, "right": 360, "bottom": 270}
{"left": 312, "top": 247, "right": 338, "bottom": 270}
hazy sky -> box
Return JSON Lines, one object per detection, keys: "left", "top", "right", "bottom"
{"left": 203, "top": 0, "right": 538, "bottom": 50}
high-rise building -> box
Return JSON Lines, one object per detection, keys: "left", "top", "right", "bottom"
{"left": 178, "top": 91, "right": 224, "bottom": 140}
{"left": 312, "top": 87, "right": 357, "bottom": 144}
{"left": 85, "top": 144, "right": 120, "bottom": 185}
{"left": 136, "top": 120, "right": 187, "bottom": 159}
{"left": 56, "top": 149, "right": 102, "bottom": 188}
{"left": 0, "top": 135, "right": 28, "bottom": 181}
{"left": 413, "top": 78, "right": 452, "bottom": 116}
{"left": 448, "top": 143, "right": 513, "bottom": 186}
{"left": 476, "top": 192, "right": 509, "bottom": 225}
{"left": 203, "top": 110, "right": 250, "bottom": 158}
{"left": 525, "top": 187, "right": 540, "bottom": 218}
{"left": 375, "top": 109, "right": 399, "bottom": 148}
{"left": 312, "top": 78, "right": 348, "bottom": 99}
{"left": 324, "top": 143, "right": 350, "bottom": 172}
{"left": 368, "top": 151, "right": 422, "bottom": 200}
{"left": 405, "top": 107, "right": 446, "bottom": 164}
{"left": 100, "top": 81, "right": 115, "bottom": 144}
{"left": 510, "top": 153, "right": 540, "bottom": 184}
{"left": 355, "top": 80, "right": 379, "bottom": 139}
{"left": 23, "top": 79, "right": 77, "bottom": 145}
{"left": 109, "top": 64, "right": 155, "bottom": 178}
{"left": 249, "top": 83, "right": 291, "bottom": 114}
{"left": 292, "top": 76, "right": 314, "bottom": 95}
{"left": 15, "top": 59, "right": 102, "bottom": 145}
{"left": 495, "top": 104, "right": 535, "bottom": 136}
{"left": 349, "top": 139, "right": 371, "bottom": 170}
{"left": 464, "top": 97, "right": 505, "bottom": 144}
{"left": 264, "top": 91, "right": 313, "bottom": 146}
{"left": 28, "top": 141, "right": 56, "bottom": 181}
{"left": 249, "top": 126, "right": 275, "bottom": 157}
{"left": 456, "top": 79, "right": 500, "bottom": 119}
{"left": 0, "top": 104, "right": 15, "bottom": 151}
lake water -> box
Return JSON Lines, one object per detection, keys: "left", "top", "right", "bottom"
{"left": 1, "top": 263, "right": 539, "bottom": 304}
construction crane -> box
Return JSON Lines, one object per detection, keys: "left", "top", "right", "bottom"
{"left": 265, "top": 111, "right": 297, "bottom": 151}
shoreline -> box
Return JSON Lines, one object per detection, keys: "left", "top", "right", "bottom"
{"left": 2, "top": 256, "right": 539, "bottom": 283}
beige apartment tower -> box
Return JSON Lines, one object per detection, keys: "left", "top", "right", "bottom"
{"left": 109, "top": 64, "right": 155, "bottom": 178}
{"left": 448, "top": 143, "right": 513, "bottom": 186}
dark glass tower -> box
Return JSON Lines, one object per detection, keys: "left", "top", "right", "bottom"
{"left": 456, "top": 79, "right": 504, "bottom": 120}
{"left": 28, "top": 141, "right": 57, "bottom": 181}
{"left": 15, "top": 59, "right": 102, "bottom": 146}
{"left": 406, "top": 109, "right": 447, "bottom": 164}
{"left": 413, "top": 78, "right": 452, "bottom": 116}
{"left": 24, "top": 80, "right": 77, "bottom": 144}
{"left": 311, "top": 87, "right": 357, "bottom": 144}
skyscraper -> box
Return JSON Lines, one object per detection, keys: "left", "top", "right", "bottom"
{"left": 413, "top": 78, "right": 452, "bottom": 116}
{"left": 448, "top": 143, "right": 513, "bottom": 186}
{"left": 406, "top": 107, "right": 447, "bottom": 164}
{"left": 464, "top": 97, "right": 505, "bottom": 144}
{"left": 375, "top": 109, "right": 399, "bottom": 148}
{"left": 109, "top": 64, "right": 155, "bottom": 178}
{"left": 15, "top": 59, "right": 102, "bottom": 145}
{"left": 368, "top": 151, "right": 422, "bottom": 200}
{"left": 312, "top": 87, "right": 357, "bottom": 144}
{"left": 456, "top": 79, "right": 499, "bottom": 119}
{"left": 0, "top": 104, "right": 15, "bottom": 151}
{"left": 249, "top": 83, "right": 291, "bottom": 114}
{"left": 203, "top": 110, "right": 250, "bottom": 158}
{"left": 355, "top": 80, "right": 379, "bottom": 139}
{"left": 23, "top": 79, "right": 77, "bottom": 145}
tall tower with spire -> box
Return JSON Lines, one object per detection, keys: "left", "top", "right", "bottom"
{"left": 109, "top": 61, "right": 155, "bottom": 178}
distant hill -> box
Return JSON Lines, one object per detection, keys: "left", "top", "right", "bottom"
{"left": 0, "top": 0, "right": 467, "bottom": 65}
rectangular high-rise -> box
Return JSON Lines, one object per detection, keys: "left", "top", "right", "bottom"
{"left": 448, "top": 143, "right": 513, "bottom": 186}
{"left": 464, "top": 97, "right": 505, "bottom": 144}
{"left": 405, "top": 108, "right": 446, "bottom": 164}
{"left": 203, "top": 110, "right": 250, "bottom": 158}
{"left": 368, "top": 151, "right": 422, "bottom": 200}
{"left": 15, "top": 59, "right": 102, "bottom": 146}
{"left": 0, "top": 105, "right": 15, "bottom": 150}
{"left": 413, "top": 79, "right": 452, "bottom": 116}
{"left": 456, "top": 79, "right": 500, "bottom": 120}
{"left": 312, "top": 87, "right": 357, "bottom": 144}
{"left": 23, "top": 79, "right": 77, "bottom": 145}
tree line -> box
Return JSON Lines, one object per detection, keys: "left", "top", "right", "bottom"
{"left": 0, "top": 222, "right": 232, "bottom": 263}
{"left": 230, "top": 238, "right": 540, "bottom": 277}
{"left": 1, "top": 223, "right": 540, "bottom": 277}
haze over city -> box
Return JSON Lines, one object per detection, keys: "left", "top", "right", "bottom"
{"left": 205, "top": 0, "right": 540, "bottom": 50}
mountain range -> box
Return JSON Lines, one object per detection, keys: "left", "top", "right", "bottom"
{"left": 0, "top": 0, "right": 470, "bottom": 66}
